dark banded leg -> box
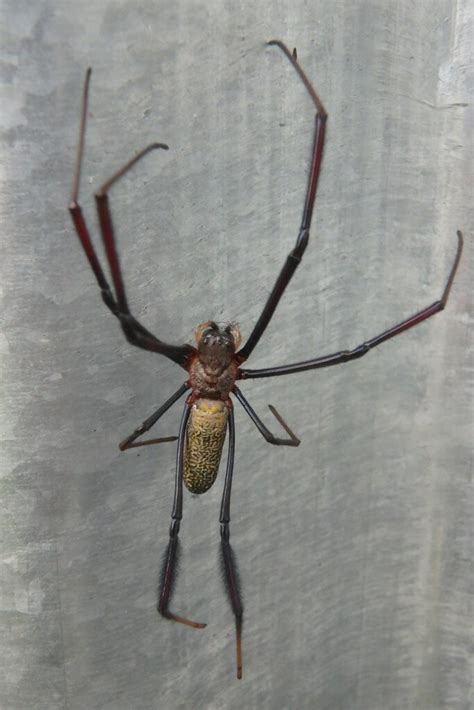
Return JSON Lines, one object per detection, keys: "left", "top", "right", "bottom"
{"left": 219, "top": 407, "right": 243, "bottom": 679}
{"left": 158, "top": 401, "right": 206, "bottom": 629}
{"left": 233, "top": 386, "right": 300, "bottom": 446}
{"left": 240, "top": 231, "right": 464, "bottom": 379}
{"left": 237, "top": 40, "right": 327, "bottom": 362}
{"left": 119, "top": 383, "right": 189, "bottom": 450}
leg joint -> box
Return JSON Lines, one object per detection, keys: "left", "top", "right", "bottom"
{"left": 101, "top": 289, "right": 117, "bottom": 313}
{"left": 119, "top": 315, "right": 142, "bottom": 344}
{"left": 352, "top": 343, "right": 370, "bottom": 359}
{"left": 220, "top": 523, "right": 230, "bottom": 541}
{"left": 292, "top": 227, "right": 310, "bottom": 260}
{"left": 170, "top": 519, "right": 181, "bottom": 537}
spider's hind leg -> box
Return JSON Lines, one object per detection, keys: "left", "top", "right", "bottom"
{"left": 219, "top": 407, "right": 244, "bottom": 679}
{"left": 158, "top": 522, "right": 206, "bottom": 629}
{"left": 220, "top": 525, "right": 243, "bottom": 679}
{"left": 157, "top": 402, "right": 206, "bottom": 630}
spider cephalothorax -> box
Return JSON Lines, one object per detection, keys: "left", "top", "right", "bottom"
{"left": 189, "top": 321, "right": 242, "bottom": 399}
{"left": 69, "top": 40, "right": 462, "bottom": 680}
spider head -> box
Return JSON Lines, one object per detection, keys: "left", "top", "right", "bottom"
{"left": 195, "top": 321, "right": 241, "bottom": 366}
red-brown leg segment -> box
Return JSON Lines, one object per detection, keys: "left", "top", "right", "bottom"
{"left": 237, "top": 40, "right": 327, "bottom": 362}
{"left": 69, "top": 69, "right": 118, "bottom": 316}
{"left": 240, "top": 231, "right": 463, "bottom": 379}
{"left": 158, "top": 401, "right": 206, "bottom": 629}
{"left": 68, "top": 68, "right": 196, "bottom": 368}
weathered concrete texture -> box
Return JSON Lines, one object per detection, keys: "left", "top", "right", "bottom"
{"left": 1, "top": 1, "right": 472, "bottom": 708}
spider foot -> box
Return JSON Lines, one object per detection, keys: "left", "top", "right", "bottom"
{"left": 236, "top": 621, "right": 243, "bottom": 679}
{"left": 161, "top": 609, "right": 207, "bottom": 629}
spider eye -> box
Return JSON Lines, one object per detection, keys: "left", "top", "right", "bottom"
{"left": 203, "top": 322, "right": 218, "bottom": 338}
{"left": 195, "top": 321, "right": 218, "bottom": 344}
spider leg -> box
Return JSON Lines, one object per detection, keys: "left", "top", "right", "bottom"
{"left": 237, "top": 40, "right": 327, "bottom": 362}
{"left": 219, "top": 407, "right": 244, "bottom": 679}
{"left": 119, "top": 382, "right": 189, "bottom": 450}
{"left": 121, "top": 436, "right": 178, "bottom": 449}
{"left": 68, "top": 68, "right": 195, "bottom": 368}
{"left": 239, "top": 231, "right": 464, "bottom": 379}
{"left": 158, "top": 400, "right": 206, "bottom": 629}
{"left": 69, "top": 69, "right": 118, "bottom": 316}
{"left": 233, "top": 386, "right": 300, "bottom": 446}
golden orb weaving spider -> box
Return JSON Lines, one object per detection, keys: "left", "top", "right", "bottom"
{"left": 69, "top": 40, "right": 463, "bottom": 679}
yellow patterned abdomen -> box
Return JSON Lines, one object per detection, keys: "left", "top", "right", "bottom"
{"left": 184, "top": 399, "right": 229, "bottom": 494}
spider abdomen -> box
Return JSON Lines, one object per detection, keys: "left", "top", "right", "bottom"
{"left": 184, "top": 399, "right": 228, "bottom": 494}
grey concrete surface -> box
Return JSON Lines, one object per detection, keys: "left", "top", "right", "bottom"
{"left": 1, "top": 1, "right": 472, "bottom": 709}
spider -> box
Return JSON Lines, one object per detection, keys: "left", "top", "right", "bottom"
{"left": 69, "top": 40, "right": 463, "bottom": 679}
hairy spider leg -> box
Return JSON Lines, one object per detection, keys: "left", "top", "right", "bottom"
{"left": 237, "top": 40, "right": 327, "bottom": 362}
{"left": 158, "top": 401, "right": 207, "bottom": 629}
{"left": 239, "top": 231, "right": 464, "bottom": 379}
{"left": 218, "top": 407, "right": 244, "bottom": 679}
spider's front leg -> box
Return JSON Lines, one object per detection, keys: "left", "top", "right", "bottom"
{"left": 237, "top": 40, "right": 327, "bottom": 362}
{"left": 69, "top": 69, "right": 117, "bottom": 316}
{"left": 239, "top": 231, "right": 464, "bottom": 379}
{"left": 69, "top": 67, "right": 195, "bottom": 369}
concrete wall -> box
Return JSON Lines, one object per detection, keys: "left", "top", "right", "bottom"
{"left": 1, "top": 1, "right": 472, "bottom": 708}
